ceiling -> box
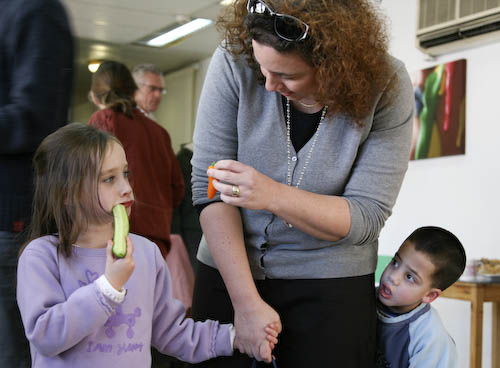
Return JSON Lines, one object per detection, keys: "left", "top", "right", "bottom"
{"left": 62, "top": 0, "right": 226, "bottom": 91}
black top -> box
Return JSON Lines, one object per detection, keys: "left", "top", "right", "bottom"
{"left": 281, "top": 96, "right": 322, "bottom": 152}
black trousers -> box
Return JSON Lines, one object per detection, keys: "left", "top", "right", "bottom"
{"left": 0, "top": 231, "right": 31, "bottom": 368}
{"left": 190, "top": 262, "right": 376, "bottom": 368}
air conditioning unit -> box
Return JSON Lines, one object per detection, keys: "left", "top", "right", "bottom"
{"left": 417, "top": 0, "right": 500, "bottom": 56}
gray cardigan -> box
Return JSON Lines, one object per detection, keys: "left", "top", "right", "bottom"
{"left": 192, "top": 46, "right": 414, "bottom": 280}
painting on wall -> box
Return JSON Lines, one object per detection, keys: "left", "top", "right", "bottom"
{"left": 410, "top": 59, "right": 466, "bottom": 160}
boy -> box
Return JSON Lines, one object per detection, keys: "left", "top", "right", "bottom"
{"left": 376, "top": 226, "right": 466, "bottom": 368}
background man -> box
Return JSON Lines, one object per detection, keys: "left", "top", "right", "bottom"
{"left": 132, "top": 63, "right": 166, "bottom": 120}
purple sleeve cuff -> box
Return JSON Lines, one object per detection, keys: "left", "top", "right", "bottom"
{"left": 214, "top": 323, "right": 234, "bottom": 357}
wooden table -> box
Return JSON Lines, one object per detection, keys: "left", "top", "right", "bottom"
{"left": 441, "top": 279, "right": 500, "bottom": 368}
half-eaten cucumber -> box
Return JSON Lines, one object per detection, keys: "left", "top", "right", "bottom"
{"left": 112, "top": 204, "right": 129, "bottom": 258}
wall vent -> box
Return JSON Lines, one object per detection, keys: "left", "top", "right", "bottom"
{"left": 417, "top": 0, "right": 500, "bottom": 55}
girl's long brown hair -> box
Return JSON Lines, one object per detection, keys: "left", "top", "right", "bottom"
{"left": 22, "top": 123, "right": 118, "bottom": 257}
{"left": 217, "top": 0, "right": 395, "bottom": 123}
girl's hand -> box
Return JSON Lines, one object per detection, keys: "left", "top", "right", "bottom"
{"left": 233, "top": 299, "right": 282, "bottom": 362}
{"left": 104, "top": 237, "right": 135, "bottom": 291}
{"left": 207, "top": 160, "right": 280, "bottom": 211}
{"left": 233, "top": 322, "right": 279, "bottom": 358}
{"left": 265, "top": 323, "right": 279, "bottom": 350}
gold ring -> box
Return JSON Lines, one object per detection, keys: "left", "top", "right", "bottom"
{"left": 232, "top": 185, "right": 240, "bottom": 197}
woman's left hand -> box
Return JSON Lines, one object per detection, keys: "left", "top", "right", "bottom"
{"left": 208, "top": 160, "right": 279, "bottom": 211}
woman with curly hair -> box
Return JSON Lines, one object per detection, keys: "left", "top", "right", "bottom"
{"left": 190, "top": 0, "right": 414, "bottom": 366}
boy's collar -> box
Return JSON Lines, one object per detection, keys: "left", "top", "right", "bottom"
{"left": 377, "top": 299, "right": 417, "bottom": 317}
{"left": 377, "top": 301, "right": 430, "bottom": 323}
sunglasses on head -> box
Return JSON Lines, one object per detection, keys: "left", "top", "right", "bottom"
{"left": 246, "top": 0, "right": 309, "bottom": 42}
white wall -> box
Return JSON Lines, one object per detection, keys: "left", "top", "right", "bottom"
{"left": 155, "top": 66, "right": 196, "bottom": 153}
{"left": 380, "top": 1, "right": 500, "bottom": 367}
{"left": 155, "top": 58, "right": 212, "bottom": 153}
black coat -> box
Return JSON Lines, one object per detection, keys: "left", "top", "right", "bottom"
{"left": 0, "top": 0, "right": 73, "bottom": 232}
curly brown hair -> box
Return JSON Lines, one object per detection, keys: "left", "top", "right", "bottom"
{"left": 217, "top": 0, "right": 394, "bottom": 122}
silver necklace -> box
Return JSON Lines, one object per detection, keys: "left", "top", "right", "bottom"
{"left": 285, "top": 98, "right": 327, "bottom": 227}
{"left": 298, "top": 100, "right": 319, "bottom": 108}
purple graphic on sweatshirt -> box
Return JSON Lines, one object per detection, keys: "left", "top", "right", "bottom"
{"left": 104, "top": 305, "right": 141, "bottom": 339}
{"left": 78, "top": 269, "right": 142, "bottom": 339}
{"left": 78, "top": 269, "right": 99, "bottom": 287}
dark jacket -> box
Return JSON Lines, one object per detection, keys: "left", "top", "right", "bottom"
{"left": 0, "top": 0, "right": 74, "bottom": 232}
{"left": 172, "top": 144, "right": 203, "bottom": 269}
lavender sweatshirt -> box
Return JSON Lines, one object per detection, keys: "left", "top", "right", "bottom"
{"left": 17, "top": 234, "right": 233, "bottom": 367}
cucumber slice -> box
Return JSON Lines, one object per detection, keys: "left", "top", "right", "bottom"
{"left": 112, "top": 204, "right": 129, "bottom": 258}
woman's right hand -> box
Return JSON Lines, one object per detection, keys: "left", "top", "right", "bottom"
{"left": 207, "top": 160, "right": 280, "bottom": 212}
{"left": 233, "top": 298, "right": 282, "bottom": 362}
{"left": 104, "top": 237, "right": 135, "bottom": 291}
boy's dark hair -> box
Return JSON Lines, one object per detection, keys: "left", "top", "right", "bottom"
{"left": 407, "top": 226, "right": 466, "bottom": 291}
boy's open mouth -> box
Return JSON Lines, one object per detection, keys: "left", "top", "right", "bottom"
{"left": 379, "top": 284, "right": 392, "bottom": 299}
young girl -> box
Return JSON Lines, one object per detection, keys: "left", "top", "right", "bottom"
{"left": 16, "top": 123, "right": 277, "bottom": 367}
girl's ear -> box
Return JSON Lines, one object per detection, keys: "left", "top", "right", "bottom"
{"left": 89, "top": 91, "right": 105, "bottom": 109}
{"left": 422, "top": 288, "right": 442, "bottom": 304}
{"left": 89, "top": 91, "right": 98, "bottom": 105}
